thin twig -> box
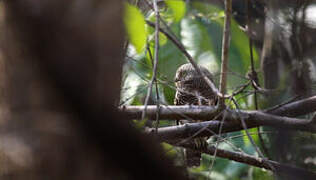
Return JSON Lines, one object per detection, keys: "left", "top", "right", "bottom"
{"left": 180, "top": 144, "right": 316, "bottom": 179}
{"left": 208, "top": 108, "right": 228, "bottom": 177}
{"left": 245, "top": 0, "right": 270, "bottom": 159}
{"left": 146, "top": 45, "right": 161, "bottom": 132}
{"left": 146, "top": 20, "right": 251, "bottom": 100}
{"left": 235, "top": 91, "right": 255, "bottom": 102}
{"left": 143, "top": 0, "right": 180, "bottom": 45}
{"left": 119, "top": 85, "right": 148, "bottom": 106}
{"left": 150, "top": 100, "right": 247, "bottom": 155}
{"left": 203, "top": 128, "right": 244, "bottom": 153}
{"left": 265, "top": 95, "right": 301, "bottom": 113}
{"left": 209, "top": 96, "right": 238, "bottom": 176}
{"left": 218, "top": 0, "right": 232, "bottom": 107}
{"left": 150, "top": 101, "right": 246, "bottom": 155}
{"left": 142, "top": 0, "right": 160, "bottom": 120}
{"left": 231, "top": 81, "right": 251, "bottom": 97}
{"left": 210, "top": 131, "right": 275, "bottom": 145}
{"left": 175, "top": 110, "right": 224, "bottom": 146}
{"left": 232, "top": 98, "right": 275, "bottom": 172}
{"left": 123, "top": 40, "right": 129, "bottom": 57}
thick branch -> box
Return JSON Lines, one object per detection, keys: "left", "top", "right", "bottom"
{"left": 121, "top": 96, "right": 316, "bottom": 139}
{"left": 265, "top": 95, "right": 316, "bottom": 116}
{"left": 123, "top": 105, "right": 219, "bottom": 120}
{"left": 147, "top": 112, "right": 316, "bottom": 140}
{"left": 123, "top": 96, "right": 316, "bottom": 120}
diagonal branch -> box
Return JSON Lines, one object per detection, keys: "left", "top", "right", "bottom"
{"left": 179, "top": 143, "right": 316, "bottom": 179}
{"left": 146, "top": 21, "right": 226, "bottom": 99}
{"left": 264, "top": 95, "right": 316, "bottom": 116}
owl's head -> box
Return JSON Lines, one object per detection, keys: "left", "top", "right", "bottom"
{"left": 174, "top": 63, "right": 213, "bottom": 88}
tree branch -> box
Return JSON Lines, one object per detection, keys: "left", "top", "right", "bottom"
{"left": 180, "top": 143, "right": 316, "bottom": 179}
{"left": 146, "top": 112, "right": 316, "bottom": 140}
{"left": 265, "top": 95, "right": 316, "bottom": 116}
{"left": 121, "top": 96, "right": 316, "bottom": 140}
{"left": 142, "top": 0, "right": 160, "bottom": 121}
{"left": 123, "top": 96, "right": 316, "bottom": 120}
{"left": 218, "top": 0, "right": 232, "bottom": 107}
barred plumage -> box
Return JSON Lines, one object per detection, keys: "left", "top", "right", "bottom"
{"left": 174, "top": 63, "right": 217, "bottom": 107}
{"left": 174, "top": 63, "right": 217, "bottom": 167}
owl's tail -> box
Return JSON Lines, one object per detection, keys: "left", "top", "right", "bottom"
{"left": 185, "top": 149, "right": 201, "bottom": 167}
{"left": 184, "top": 137, "right": 208, "bottom": 167}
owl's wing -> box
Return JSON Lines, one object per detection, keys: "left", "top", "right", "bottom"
{"left": 174, "top": 90, "right": 199, "bottom": 105}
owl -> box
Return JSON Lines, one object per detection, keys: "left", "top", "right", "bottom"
{"left": 174, "top": 63, "right": 217, "bottom": 167}
{"left": 174, "top": 63, "right": 217, "bottom": 107}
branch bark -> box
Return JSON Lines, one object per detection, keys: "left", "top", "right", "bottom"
{"left": 147, "top": 111, "right": 316, "bottom": 140}
{"left": 218, "top": 0, "right": 232, "bottom": 107}
{"left": 180, "top": 143, "right": 316, "bottom": 179}
{"left": 142, "top": 0, "right": 160, "bottom": 121}
{"left": 121, "top": 96, "right": 316, "bottom": 140}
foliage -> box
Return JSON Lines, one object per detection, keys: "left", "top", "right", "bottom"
{"left": 124, "top": 3, "right": 147, "bottom": 53}
{"left": 121, "top": 2, "right": 259, "bottom": 107}
{"left": 121, "top": 1, "right": 315, "bottom": 179}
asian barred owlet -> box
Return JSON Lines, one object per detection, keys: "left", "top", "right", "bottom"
{"left": 174, "top": 63, "right": 217, "bottom": 107}
{"left": 174, "top": 63, "right": 217, "bottom": 167}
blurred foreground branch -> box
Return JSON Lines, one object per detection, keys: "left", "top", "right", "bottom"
{"left": 3, "top": 0, "right": 186, "bottom": 179}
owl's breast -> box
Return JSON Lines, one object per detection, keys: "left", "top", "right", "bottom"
{"left": 174, "top": 90, "right": 199, "bottom": 105}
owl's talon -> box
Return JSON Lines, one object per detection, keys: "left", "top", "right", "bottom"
{"left": 193, "top": 138, "right": 208, "bottom": 150}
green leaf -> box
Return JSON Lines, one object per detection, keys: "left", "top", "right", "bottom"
{"left": 191, "top": 2, "right": 259, "bottom": 90}
{"left": 180, "top": 17, "right": 218, "bottom": 73}
{"left": 181, "top": 17, "right": 214, "bottom": 56}
{"left": 124, "top": 23, "right": 186, "bottom": 106}
{"left": 152, "top": 23, "right": 186, "bottom": 105}
{"left": 120, "top": 71, "right": 146, "bottom": 105}
{"left": 163, "top": 85, "right": 176, "bottom": 105}
{"left": 165, "top": 0, "right": 186, "bottom": 22}
{"left": 159, "top": 32, "right": 168, "bottom": 46}
{"left": 132, "top": 118, "right": 148, "bottom": 130}
{"left": 223, "top": 161, "right": 247, "bottom": 178}
{"left": 124, "top": 3, "right": 147, "bottom": 53}
{"left": 251, "top": 167, "right": 274, "bottom": 180}
{"left": 242, "top": 128, "right": 259, "bottom": 148}
{"left": 146, "top": 24, "right": 168, "bottom": 47}
{"left": 161, "top": 142, "right": 177, "bottom": 157}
